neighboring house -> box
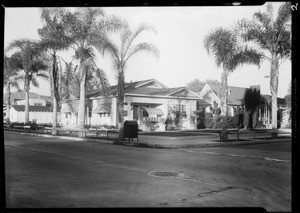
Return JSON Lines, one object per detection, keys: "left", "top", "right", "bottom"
{"left": 199, "top": 83, "right": 287, "bottom": 127}
{"left": 3, "top": 91, "right": 52, "bottom": 106}
{"left": 4, "top": 91, "right": 53, "bottom": 124}
{"left": 61, "top": 79, "right": 210, "bottom": 131}
{"left": 9, "top": 105, "right": 52, "bottom": 124}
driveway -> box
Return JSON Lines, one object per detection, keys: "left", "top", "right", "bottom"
{"left": 4, "top": 132, "right": 291, "bottom": 211}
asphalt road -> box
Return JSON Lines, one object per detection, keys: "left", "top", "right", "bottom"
{"left": 4, "top": 132, "right": 291, "bottom": 211}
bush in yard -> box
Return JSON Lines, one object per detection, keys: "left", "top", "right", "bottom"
{"left": 226, "top": 116, "right": 237, "bottom": 128}
{"left": 196, "top": 110, "right": 206, "bottom": 129}
{"left": 204, "top": 112, "right": 214, "bottom": 128}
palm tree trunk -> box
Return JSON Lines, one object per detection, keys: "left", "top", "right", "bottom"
{"left": 24, "top": 77, "right": 30, "bottom": 124}
{"left": 7, "top": 84, "right": 11, "bottom": 124}
{"left": 51, "top": 56, "right": 58, "bottom": 135}
{"left": 270, "top": 54, "right": 279, "bottom": 137}
{"left": 117, "top": 71, "right": 125, "bottom": 141}
{"left": 252, "top": 107, "right": 258, "bottom": 128}
{"left": 52, "top": 97, "right": 58, "bottom": 135}
{"left": 78, "top": 64, "right": 86, "bottom": 137}
{"left": 220, "top": 70, "right": 229, "bottom": 142}
{"left": 243, "top": 109, "right": 249, "bottom": 128}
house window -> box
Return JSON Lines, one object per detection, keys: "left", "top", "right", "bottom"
{"left": 182, "top": 104, "right": 187, "bottom": 118}
{"left": 34, "top": 103, "right": 42, "bottom": 106}
{"left": 133, "top": 105, "right": 139, "bottom": 120}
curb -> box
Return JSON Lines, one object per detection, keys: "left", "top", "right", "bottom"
{"left": 7, "top": 130, "right": 291, "bottom": 149}
{"left": 117, "top": 137, "right": 292, "bottom": 149}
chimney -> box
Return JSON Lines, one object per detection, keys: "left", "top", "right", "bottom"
{"left": 250, "top": 85, "right": 260, "bottom": 93}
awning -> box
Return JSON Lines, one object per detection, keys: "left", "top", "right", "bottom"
{"left": 143, "top": 107, "right": 164, "bottom": 116}
{"left": 93, "top": 104, "right": 110, "bottom": 114}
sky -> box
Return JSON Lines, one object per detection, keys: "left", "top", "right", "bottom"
{"left": 4, "top": 3, "right": 292, "bottom": 98}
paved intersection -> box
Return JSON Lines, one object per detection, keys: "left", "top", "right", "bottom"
{"left": 4, "top": 132, "right": 291, "bottom": 211}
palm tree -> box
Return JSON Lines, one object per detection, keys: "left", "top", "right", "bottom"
{"left": 6, "top": 39, "right": 48, "bottom": 124}
{"left": 62, "top": 8, "right": 123, "bottom": 136}
{"left": 3, "top": 55, "right": 23, "bottom": 124}
{"left": 100, "top": 22, "right": 160, "bottom": 140}
{"left": 243, "top": 88, "right": 262, "bottom": 128}
{"left": 238, "top": 2, "right": 291, "bottom": 135}
{"left": 204, "top": 27, "right": 262, "bottom": 141}
{"left": 38, "top": 7, "right": 73, "bottom": 135}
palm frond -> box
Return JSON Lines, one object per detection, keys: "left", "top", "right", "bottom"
{"left": 75, "top": 46, "right": 95, "bottom": 61}
{"left": 253, "top": 11, "right": 274, "bottom": 36}
{"left": 123, "top": 22, "right": 157, "bottom": 57}
{"left": 5, "top": 39, "right": 34, "bottom": 52}
{"left": 266, "top": 3, "right": 274, "bottom": 23}
{"left": 125, "top": 42, "right": 160, "bottom": 63}
{"left": 228, "top": 46, "right": 263, "bottom": 71}
{"left": 30, "top": 76, "right": 40, "bottom": 88}
{"left": 204, "top": 27, "right": 237, "bottom": 69}
{"left": 36, "top": 71, "right": 49, "bottom": 80}
{"left": 274, "top": 2, "right": 291, "bottom": 34}
{"left": 98, "top": 15, "right": 127, "bottom": 33}
{"left": 237, "top": 19, "right": 271, "bottom": 50}
{"left": 94, "top": 67, "right": 111, "bottom": 97}
{"left": 100, "top": 38, "right": 120, "bottom": 61}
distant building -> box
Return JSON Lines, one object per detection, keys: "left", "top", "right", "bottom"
{"left": 9, "top": 105, "right": 53, "bottom": 124}
{"left": 199, "top": 83, "right": 288, "bottom": 128}
{"left": 4, "top": 91, "right": 53, "bottom": 124}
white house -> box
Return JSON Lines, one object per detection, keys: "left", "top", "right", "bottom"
{"left": 61, "top": 79, "right": 210, "bottom": 131}
{"left": 199, "top": 83, "right": 287, "bottom": 127}
{"left": 9, "top": 105, "right": 53, "bottom": 124}
{"left": 4, "top": 91, "right": 53, "bottom": 124}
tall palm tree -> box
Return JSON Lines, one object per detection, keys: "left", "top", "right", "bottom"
{"left": 238, "top": 2, "right": 291, "bottom": 134}
{"left": 38, "top": 7, "right": 72, "bottom": 135}
{"left": 6, "top": 39, "right": 48, "bottom": 124}
{"left": 62, "top": 8, "right": 123, "bottom": 136}
{"left": 3, "top": 55, "right": 23, "bottom": 124}
{"left": 204, "top": 27, "right": 262, "bottom": 141}
{"left": 100, "top": 22, "right": 160, "bottom": 141}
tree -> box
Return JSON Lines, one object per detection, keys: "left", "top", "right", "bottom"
{"left": 284, "top": 81, "right": 291, "bottom": 124}
{"left": 204, "top": 28, "right": 262, "bottom": 141}
{"left": 6, "top": 39, "right": 48, "bottom": 124}
{"left": 238, "top": 2, "right": 291, "bottom": 134}
{"left": 3, "top": 56, "right": 23, "bottom": 124}
{"left": 62, "top": 8, "right": 122, "bottom": 136}
{"left": 38, "top": 7, "right": 73, "bottom": 135}
{"left": 243, "top": 88, "right": 262, "bottom": 128}
{"left": 186, "top": 79, "right": 220, "bottom": 93}
{"left": 100, "top": 22, "right": 160, "bottom": 141}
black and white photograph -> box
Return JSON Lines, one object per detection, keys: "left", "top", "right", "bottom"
{"left": 2, "top": 1, "right": 294, "bottom": 211}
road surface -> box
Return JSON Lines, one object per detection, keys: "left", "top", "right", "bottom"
{"left": 4, "top": 132, "right": 291, "bottom": 211}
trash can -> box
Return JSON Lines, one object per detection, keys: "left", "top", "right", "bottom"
{"left": 124, "top": 120, "right": 138, "bottom": 141}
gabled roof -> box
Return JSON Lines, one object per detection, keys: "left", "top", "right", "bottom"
{"left": 87, "top": 79, "right": 201, "bottom": 99}
{"left": 11, "top": 105, "right": 52, "bottom": 112}
{"left": 206, "top": 83, "right": 247, "bottom": 105}
{"left": 4, "top": 91, "right": 51, "bottom": 101}
{"left": 262, "top": 95, "right": 286, "bottom": 106}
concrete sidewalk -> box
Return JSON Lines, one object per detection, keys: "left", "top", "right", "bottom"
{"left": 8, "top": 129, "right": 292, "bottom": 149}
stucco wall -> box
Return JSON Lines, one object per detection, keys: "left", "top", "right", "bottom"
{"left": 9, "top": 108, "right": 52, "bottom": 124}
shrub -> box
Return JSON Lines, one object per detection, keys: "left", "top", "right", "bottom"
{"left": 204, "top": 112, "right": 214, "bottom": 128}
{"left": 226, "top": 116, "right": 237, "bottom": 128}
